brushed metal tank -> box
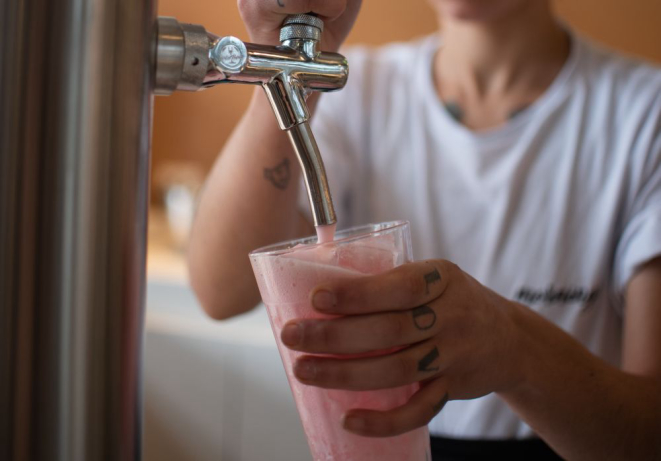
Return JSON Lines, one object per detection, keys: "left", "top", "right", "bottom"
{"left": 0, "top": 0, "right": 155, "bottom": 459}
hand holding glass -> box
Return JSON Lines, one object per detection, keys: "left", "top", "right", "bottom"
{"left": 250, "top": 221, "right": 431, "bottom": 461}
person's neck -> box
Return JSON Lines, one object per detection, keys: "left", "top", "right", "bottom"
{"left": 436, "top": 4, "right": 569, "bottom": 100}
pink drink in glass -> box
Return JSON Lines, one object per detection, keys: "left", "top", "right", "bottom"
{"left": 250, "top": 221, "right": 431, "bottom": 461}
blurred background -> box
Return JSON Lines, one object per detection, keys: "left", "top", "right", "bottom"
{"left": 144, "top": 1, "right": 661, "bottom": 460}
{"left": 152, "top": 0, "right": 661, "bottom": 188}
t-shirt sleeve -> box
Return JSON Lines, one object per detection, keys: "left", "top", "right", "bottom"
{"left": 613, "top": 97, "right": 661, "bottom": 291}
{"left": 297, "top": 48, "right": 369, "bottom": 230}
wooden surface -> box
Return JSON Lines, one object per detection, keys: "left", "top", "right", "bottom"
{"left": 152, "top": 0, "right": 661, "bottom": 199}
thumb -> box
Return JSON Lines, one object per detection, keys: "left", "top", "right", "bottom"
{"left": 342, "top": 377, "right": 450, "bottom": 438}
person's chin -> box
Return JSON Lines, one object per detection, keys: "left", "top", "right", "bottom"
{"left": 431, "top": 0, "right": 522, "bottom": 22}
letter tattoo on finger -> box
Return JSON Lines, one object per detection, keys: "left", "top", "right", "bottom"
{"left": 423, "top": 269, "right": 441, "bottom": 294}
{"left": 412, "top": 305, "right": 436, "bottom": 331}
{"left": 264, "top": 158, "right": 291, "bottom": 190}
{"left": 431, "top": 393, "right": 449, "bottom": 416}
{"left": 417, "top": 346, "right": 440, "bottom": 373}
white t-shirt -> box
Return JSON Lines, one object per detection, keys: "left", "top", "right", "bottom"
{"left": 303, "top": 31, "right": 661, "bottom": 439}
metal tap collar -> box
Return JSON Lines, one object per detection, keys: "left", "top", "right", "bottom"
{"left": 283, "top": 14, "right": 324, "bottom": 31}
{"left": 280, "top": 25, "right": 321, "bottom": 42}
{"left": 279, "top": 14, "right": 324, "bottom": 43}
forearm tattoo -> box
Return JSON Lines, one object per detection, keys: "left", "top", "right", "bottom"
{"left": 412, "top": 305, "right": 436, "bottom": 331}
{"left": 264, "top": 158, "right": 291, "bottom": 190}
{"left": 431, "top": 393, "right": 449, "bottom": 416}
{"left": 417, "top": 346, "right": 440, "bottom": 373}
{"left": 424, "top": 269, "right": 441, "bottom": 295}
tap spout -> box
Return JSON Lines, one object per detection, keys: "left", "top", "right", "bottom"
{"left": 287, "top": 122, "right": 336, "bottom": 227}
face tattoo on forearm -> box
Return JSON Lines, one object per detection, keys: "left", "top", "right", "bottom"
{"left": 264, "top": 158, "right": 291, "bottom": 190}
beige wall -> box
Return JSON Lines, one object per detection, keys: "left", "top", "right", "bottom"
{"left": 152, "top": 0, "right": 661, "bottom": 199}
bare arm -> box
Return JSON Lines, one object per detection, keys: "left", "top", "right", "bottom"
{"left": 187, "top": 0, "right": 362, "bottom": 320}
{"left": 188, "top": 91, "right": 313, "bottom": 320}
{"left": 499, "top": 257, "right": 661, "bottom": 460}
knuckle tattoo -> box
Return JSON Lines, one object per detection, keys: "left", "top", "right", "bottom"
{"left": 422, "top": 267, "right": 442, "bottom": 295}
{"left": 412, "top": 305, "right": 437, "bottom": 331}
{"left": 417, "top": 346, "right": 440, "bottom": 374}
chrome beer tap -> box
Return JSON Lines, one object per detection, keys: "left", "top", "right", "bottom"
{"left": 154, "top": 14, "right": 347, "bottom": 227}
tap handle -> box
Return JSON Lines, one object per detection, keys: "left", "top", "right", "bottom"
{"left": 280, "top": 14, "right": 324, "bottom": 43}
{"left": 283, "top": 14, "right": 324, "bottom": 31}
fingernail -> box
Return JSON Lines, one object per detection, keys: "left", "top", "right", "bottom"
{"left": 312, "top": 289, "right": 336, "bottom": 310}
{"left": 294, "top": 359, "right": 316, "bottom": 381}
{"left": 343, "top": 415, "right": 365, "bottom": 432}
{"left": 281, "top": 323, "right": 302, "bottom": 347}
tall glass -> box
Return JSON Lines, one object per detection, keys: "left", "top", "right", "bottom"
{"left": 250, "top": 221, "right": 431, "bottom": 461}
